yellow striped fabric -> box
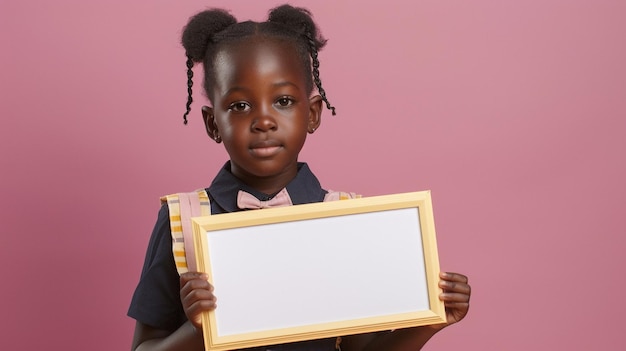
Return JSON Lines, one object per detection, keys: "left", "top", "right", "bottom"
{"left": 161, "top": 189, "right": 211, "bottom": 275}
{"left": 324, "top": 190, "right": 361, "bottom": 202}
{"left": 339, "top": 191, "right": 361, "bottom": 200}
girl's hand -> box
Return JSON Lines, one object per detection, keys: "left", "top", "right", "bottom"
{"left": 430, "top": 272, "right": 471, "bottom": 331}
{"left": 180, "top": 272, "right": 217, "bottom": 331}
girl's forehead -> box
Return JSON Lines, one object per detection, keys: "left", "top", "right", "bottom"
{"left": 214, "top": 38, "right": 306, "bottom": 79}
{"left": 218, "top": 36, "right": 298, "bottom": 61}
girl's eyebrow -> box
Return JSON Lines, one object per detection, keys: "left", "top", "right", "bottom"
{"left": 224, "top": 82, "right": 301, "bottom": 96}
{"left": 272, "top": 81, "right": 299, "bottom": 90}
{"left": 223, "top": 86, "right": 249, "bottom": 95}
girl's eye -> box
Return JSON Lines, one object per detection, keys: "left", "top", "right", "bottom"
{"left": 228, "top": 102, "right": 250, "bottom": 112}
{"left": 276, "top": 97, "right": 294, "bottom": 107}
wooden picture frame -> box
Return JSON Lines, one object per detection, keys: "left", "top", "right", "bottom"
{"left": 191, "top": 191, "right": 445, "bottom": 350}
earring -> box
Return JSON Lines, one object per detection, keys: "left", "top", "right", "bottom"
{"left": 210, "top": 116, "right": 222, "bottom": 143}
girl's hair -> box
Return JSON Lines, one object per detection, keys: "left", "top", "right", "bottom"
{"left": 180, "top": 4, "right": 336, "bottom": 124}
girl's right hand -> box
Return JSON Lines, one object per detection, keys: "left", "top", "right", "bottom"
{"left": 180, "top": 272, "right": 217, "bottom": 331}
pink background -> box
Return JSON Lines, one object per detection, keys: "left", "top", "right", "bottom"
{"left": 2, "top": 0, "right": 625, "bottom": 349}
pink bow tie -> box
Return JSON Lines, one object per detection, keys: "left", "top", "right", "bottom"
{"left": 237, "top": 188, "right": 293, "bottom": 209}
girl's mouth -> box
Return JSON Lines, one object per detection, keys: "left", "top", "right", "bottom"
{"left": 249, "top": 140, "right": 282, "bottom": 157}
{"left": 250, "top": 145, "right": 281, "bottom": 157}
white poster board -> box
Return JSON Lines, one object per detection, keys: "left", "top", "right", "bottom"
{"left": 192, "top": 191, "right": 445, "bottom": 350}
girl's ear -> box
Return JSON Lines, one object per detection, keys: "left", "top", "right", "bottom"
{"left": 307, "top": 95, "right": 323, "bottom": 134}
{"left": 202, "top": 105, "right": 222, "bottom": 143}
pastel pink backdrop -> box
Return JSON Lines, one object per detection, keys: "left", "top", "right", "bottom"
{"left": 1, "top": 0, "right": 624, "bottom": 350}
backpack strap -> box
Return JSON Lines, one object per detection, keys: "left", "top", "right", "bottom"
{"left": 324, "top": 190, "right": 361, "bottom": 202}
{"left": 161, "top": 189, "right": 211, "bottom": 275}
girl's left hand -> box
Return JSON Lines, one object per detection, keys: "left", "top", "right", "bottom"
{"left": 433, "top": 272, "right": 471, "bottom": 330}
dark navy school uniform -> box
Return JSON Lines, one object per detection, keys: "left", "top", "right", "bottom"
{"left": 128, "top": 162, "right": 338, "bottom": 350}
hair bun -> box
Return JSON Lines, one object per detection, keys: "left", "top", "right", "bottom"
{"left": 268, "top": 4, "right": 326, "bottom": 49}
{"left": 181, "top": 9, "right": 237, "bottom": 62}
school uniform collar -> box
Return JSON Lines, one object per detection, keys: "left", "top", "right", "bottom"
{"left": 207, "top": 161, "right": 327, "bottom": 214}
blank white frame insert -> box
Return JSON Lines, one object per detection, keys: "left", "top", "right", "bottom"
{"left": 192, "top": 191, "right": 445, "bottom": 351}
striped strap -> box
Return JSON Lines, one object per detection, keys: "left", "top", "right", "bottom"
{"left": 324, "top": 190, "right": 361, "bottom": 201}
{"left": 161, "top": 189, "right": 211, "bottom": 275}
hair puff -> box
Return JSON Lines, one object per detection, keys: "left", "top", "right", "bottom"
{"left": 267, "top": 4, "right": 327, "bottom": 50}
{"left": 181, "top": 9, "right": 237, "bottom": 62}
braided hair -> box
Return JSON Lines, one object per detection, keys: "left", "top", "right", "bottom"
{"left": 180, "top": 4, "right": 336, "bottom": 125}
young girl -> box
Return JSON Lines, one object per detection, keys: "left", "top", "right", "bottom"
{"left": 128, "top": 4, "right": 471, "bottom": 351}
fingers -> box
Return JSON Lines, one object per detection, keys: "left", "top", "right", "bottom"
{"left": 439, "top": 271, "right": 468, "bottom": 284}
{"left": 439, "top": 271, "right": 471, "bottom": 302}
{"left": 442, "top": 301, "right": 470, "bottom": 310}
{"left": 180, "top": 272, "right": 210, "bottom": 289}
{"left": 180, "top": 272, "right": 217, "bottom": 313}
{"left": 438, "top": 272, "right": 471, "bottom": 325}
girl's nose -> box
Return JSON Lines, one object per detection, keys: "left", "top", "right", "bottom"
{"left": 251, "top": 107, "right": 277, "bottom": 132}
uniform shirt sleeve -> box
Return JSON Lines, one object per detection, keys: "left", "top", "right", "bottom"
{"left": 127, "top": 204, "right": 187, "bottom": 331}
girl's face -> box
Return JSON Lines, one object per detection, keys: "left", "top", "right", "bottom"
{"left": 203, "top": 37, "right": 322, "bottom": 193}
